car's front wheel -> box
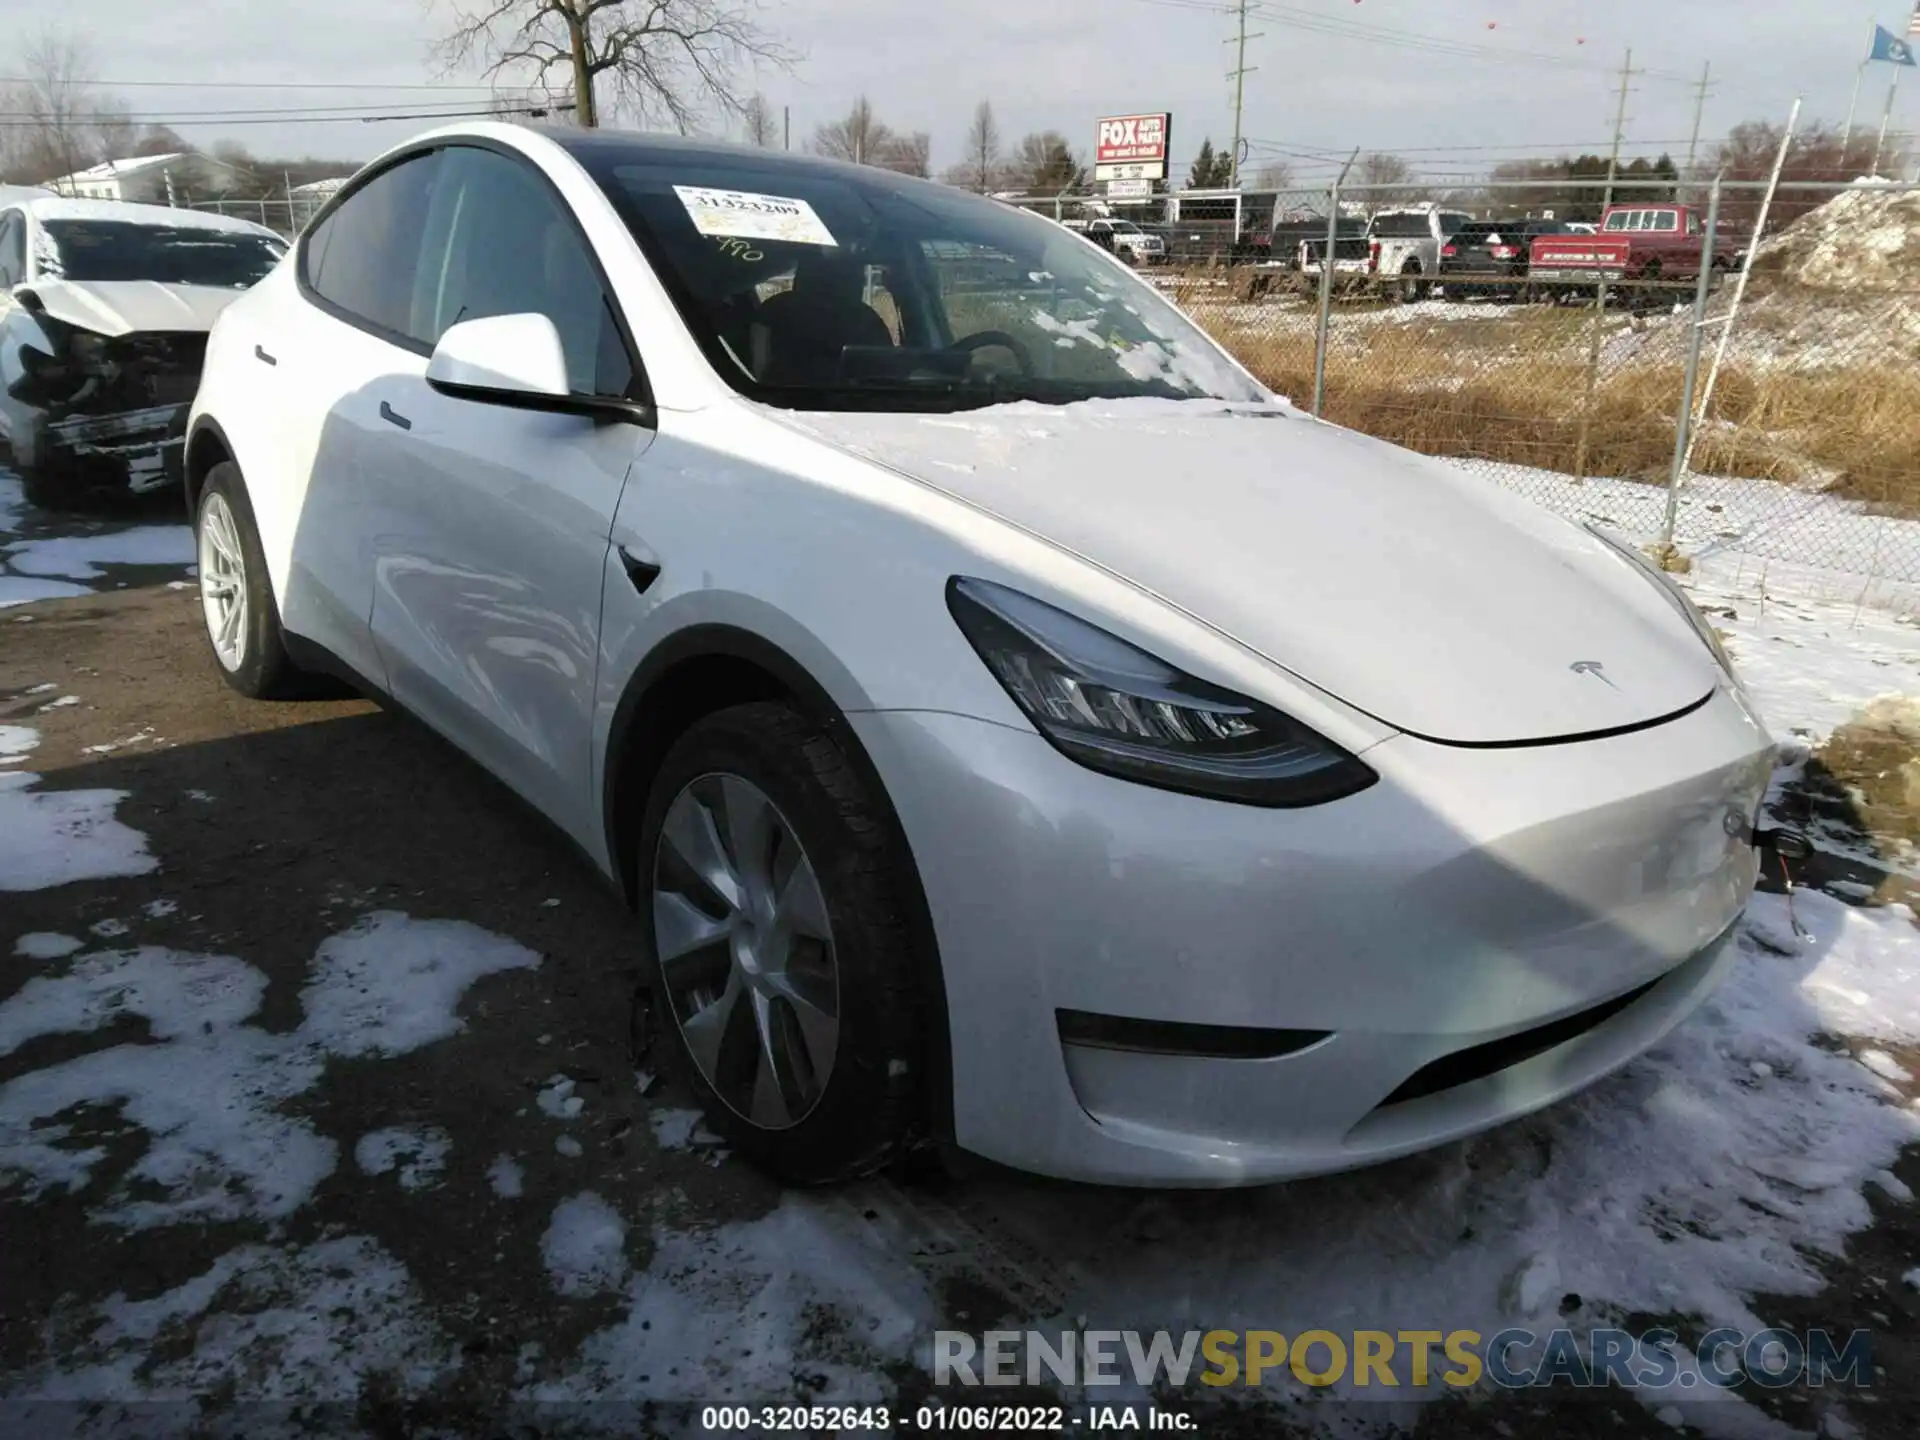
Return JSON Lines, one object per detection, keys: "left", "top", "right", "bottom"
{"left": 194, "top": 461, "right": 304, "bottom": 699}
{"left": 638, "top": 701, "right": 923, "bottom": 1183}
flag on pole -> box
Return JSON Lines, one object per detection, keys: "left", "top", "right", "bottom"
{"left": 1870, "top": 22, "right": 1917, "bottom": 64}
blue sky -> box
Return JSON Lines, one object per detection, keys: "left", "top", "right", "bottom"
{"left": 35, "top": 0, "right": 1918, "bottom": 173}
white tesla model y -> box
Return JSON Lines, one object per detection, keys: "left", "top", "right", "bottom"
{"left": 185, "top": 123, "right": 1776, "bottom": 1187}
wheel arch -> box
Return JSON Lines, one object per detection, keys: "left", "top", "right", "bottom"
{"left": 183, "top": 416, "right": 235, "bottom": 515}
{"left": 602, "top": 623, "right": 955, "bottom": 1140}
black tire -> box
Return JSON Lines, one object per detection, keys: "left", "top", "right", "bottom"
{"left": 1398, "top": 264, "right": 1427, "bottom": 304}
{"left": 637, "top": 701, "right": 924, "bottom": 1184}
{"left": 17, "top": 462, "right": 73, "bottom": 511}
{"left": 193, "top": 461, "right": 306, "bottom": 700}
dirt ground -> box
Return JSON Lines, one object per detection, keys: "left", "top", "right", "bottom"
{"left": 3, "top": 559, "right": 1917, "bottom": 1438}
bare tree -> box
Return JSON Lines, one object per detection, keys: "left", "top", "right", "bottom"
{"left": 812, "top": 96, "right": 892, "bottom": 166}
{"left": 1356, "top": 151, "right": 1415, "bottom": 188}
{"left": 13, "top": 33, "right": 105, "bottom": 187}
{"left": 877, "top": 131, "right": 930, "bottom": 178}
{"left": 430, "top": 0, "right": 796, "bottom": 132}
{"left": 1010, "top": 131, "right": 1083, "bottom": 194}
{"left": 1353, "top": 151, "right": 1416, "bottom": 216}
{"left": 740, "top": 91, "right": 777, "bottom": 147}
{"left": 960, "top": 100, "right": 1000, "bottom": 192}
{"left": 1247, "top": 159, "right": 1294, "bottom": 192}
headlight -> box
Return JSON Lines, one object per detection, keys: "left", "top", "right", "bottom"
{"left": 1585, "top": 525, "right": 1736, "bottom": 677}
{"left": 946, "top": 576, "right": 1377, "bottom": 807}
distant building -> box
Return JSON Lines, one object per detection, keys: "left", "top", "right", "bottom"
{"left": 288, "top": 176, "right": 351, "bottom": 201}
{"left": 43, "top": 153, "right": 248, "bottom": 205}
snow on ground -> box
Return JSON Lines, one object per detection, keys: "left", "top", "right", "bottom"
{"left": 541, "top": 1192, "right": 630, "bottom": 1298}
{"left": 1454, "top": 457, "right": 1920, "bottom": 613}
{"left": 354, "top": 1126, "right": 452, "bottom": 1192}
{"left": 0, "top": 467, "right": 195, "bottom": 607}
{"left": 0, "top": 740, "right": 157, "bottom": 892}
{"left": 525, "top": 1197, "right": 932, "bottom": 1406}
{"left": 3, "top": 526, "right": 195, "bottom": 580}
{"left": 21, "top": 1235, "right": 458, "bottom": 1407}
{"left": 0, "top": 916, "right": 538, "bottom": 1230}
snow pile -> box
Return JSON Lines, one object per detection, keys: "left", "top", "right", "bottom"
{"left": 1754, "top": 183, "right": 1920, "bottom": 289}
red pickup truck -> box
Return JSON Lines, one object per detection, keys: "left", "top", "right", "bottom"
{"left": 1528, "top": 202, "right": 1739, "bottom": 288}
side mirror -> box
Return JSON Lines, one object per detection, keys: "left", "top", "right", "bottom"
{"left": 425, "top": 312, "right": 652, "bottom": 426}
{"left": 426, "top": 312, "right": 570, "bottom": 400}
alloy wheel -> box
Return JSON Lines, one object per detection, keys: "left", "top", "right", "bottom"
{"left": 198, "top": 491, "right": 250, "bottom": 673}
{"left": 651, "top": 772, "right": 841, "bottom": 1130}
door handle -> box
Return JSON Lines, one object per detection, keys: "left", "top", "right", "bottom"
{"left": 378, "top": 400, "right": 412, "bottom": 431}
{"left": 254, "top": 344, "right": 277, "bottom": 366}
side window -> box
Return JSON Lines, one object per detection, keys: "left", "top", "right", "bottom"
{"left": 1655, "top": 211, "right": 1680, "bottom": 233}
{"left": 302, "top": 151, "right": 442, "bottom": 342}
{"left": 0, "top": 213, "right": 23, "bottom": 288}
{"left": 409, "top": 145, "right": 632, "bottom": 397}
{"left": 1603, "top": 212, "right": 1630, "bottom": 232}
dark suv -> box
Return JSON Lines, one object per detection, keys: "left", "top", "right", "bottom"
{"left": 1440, "top": 219, "right": 1568, "bottom": 299}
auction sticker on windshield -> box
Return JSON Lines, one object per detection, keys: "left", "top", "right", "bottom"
{"left": 672, "top": 186, "right": 838, "bottom": 246}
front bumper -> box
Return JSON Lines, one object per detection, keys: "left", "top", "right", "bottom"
{"left": 41, "top": 402, "right": 190, "bottom": 495}
{"left": 851, "top": 684, "right": 1772, "bottom": 1186}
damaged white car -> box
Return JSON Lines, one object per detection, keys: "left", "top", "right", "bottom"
{"left": 0, "top": 196, "right": 285, "bottom": 507}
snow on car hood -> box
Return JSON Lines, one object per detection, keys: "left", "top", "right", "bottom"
{"left": 20, "top": 280, "right": 245, "bottom": 338}
{"left": 781, "top": 398, "right": 1722, "bottom": 745}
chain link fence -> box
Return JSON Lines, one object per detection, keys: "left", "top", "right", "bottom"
{"left": 185, "top": 195, "right": 330, "bottom": 237}
{"left": 1025, "top": 176, "right": 1919, "bottom": 591}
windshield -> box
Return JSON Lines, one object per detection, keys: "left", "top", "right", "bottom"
{"left": 577, "top": 156, "right": 1263, "bottom": 413}
{"left": 1108, "top": 220, "right": 1142, "bottom": 234}
{"left": 37, "top": 219, "right": 284, "bottom": 288}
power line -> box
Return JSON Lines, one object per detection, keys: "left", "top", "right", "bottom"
{"left": 0, "top": 75, "right": 502, "bottom": 92}
{"left": 1126, "top": 0, "right": 1694, "bottom": 83}
{"left": 0, "top": 105, "right": 552, "bottom": 130}
{"left": 0, "top": 99, "right": 545, "bottom": 122}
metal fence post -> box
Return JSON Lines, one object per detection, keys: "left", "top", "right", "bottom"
{"left": 1662, "top": 173, "right": 1724, "bottom": 554}
{"left": 1311, "top": 184, "right": 1339, "bottom": 417}
{"left": 1571, "top": 275, "right": 1612, "bottom": 482}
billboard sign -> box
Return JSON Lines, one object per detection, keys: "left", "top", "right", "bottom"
{"left": 1094, "top": 112, "right": 1171, "bottom": 181}
{"left": 1106, "top": 178, "right": 1153, "bottom": 199}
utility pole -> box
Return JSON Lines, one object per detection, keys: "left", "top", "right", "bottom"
{"left": 783, "top": 105, "right": 790, "bottom": 151}
{"left": 1224, "top": 0, "right": 1263, "bottom": 190}
{"left": 1603, "top": 47, "right": 1635, "bottom": 211}
{"left": 1575, "top": 48, "right": 1636, "bottom": 482}
{"left": 1873, "top": 67, "right": 1903, "bottom": 177}
{"left": 1685, "top": 59, "right": 1713, "bottom": 181}
{"left": 1844, "top": 15, "right": 1876, "bottom": 157}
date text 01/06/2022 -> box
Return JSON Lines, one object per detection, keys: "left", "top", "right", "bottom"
{"left": 697, "top": 1403, "right": 1200, "bottom": 1432}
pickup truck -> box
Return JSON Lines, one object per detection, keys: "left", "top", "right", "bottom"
{"left": 1296, "top": 207, "right": 1474, "bottom": 302}
{"left": 1063, "top": 216, "right": 1166, "bottom": 266}
{"left": 1365, "top": 207, "right": 1475, "bottom": 303}
{"left": 1528, "top": 203, "right": 1739, "bottom": 292}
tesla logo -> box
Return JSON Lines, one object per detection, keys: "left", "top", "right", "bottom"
{"left": 1571, "top": 660, "right": 1619, "bottom": 690}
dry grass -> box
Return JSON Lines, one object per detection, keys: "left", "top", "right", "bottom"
{"left": 1195, "top": 301, "right": 1920, "bottom": 514}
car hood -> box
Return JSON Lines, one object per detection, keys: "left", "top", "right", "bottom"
{"left": 779, "top": 399, "right": 1721, "bottom": 745}
{"left": 20, "top": 280, "right": 245, "bottom": 338}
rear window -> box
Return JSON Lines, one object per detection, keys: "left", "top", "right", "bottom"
{"left": 1371, "top": 213, "right": 1435, "bottom": 238}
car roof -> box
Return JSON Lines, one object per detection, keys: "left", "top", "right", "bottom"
{"left": 21, "top": 195, "right": 282, "bottom": 239}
